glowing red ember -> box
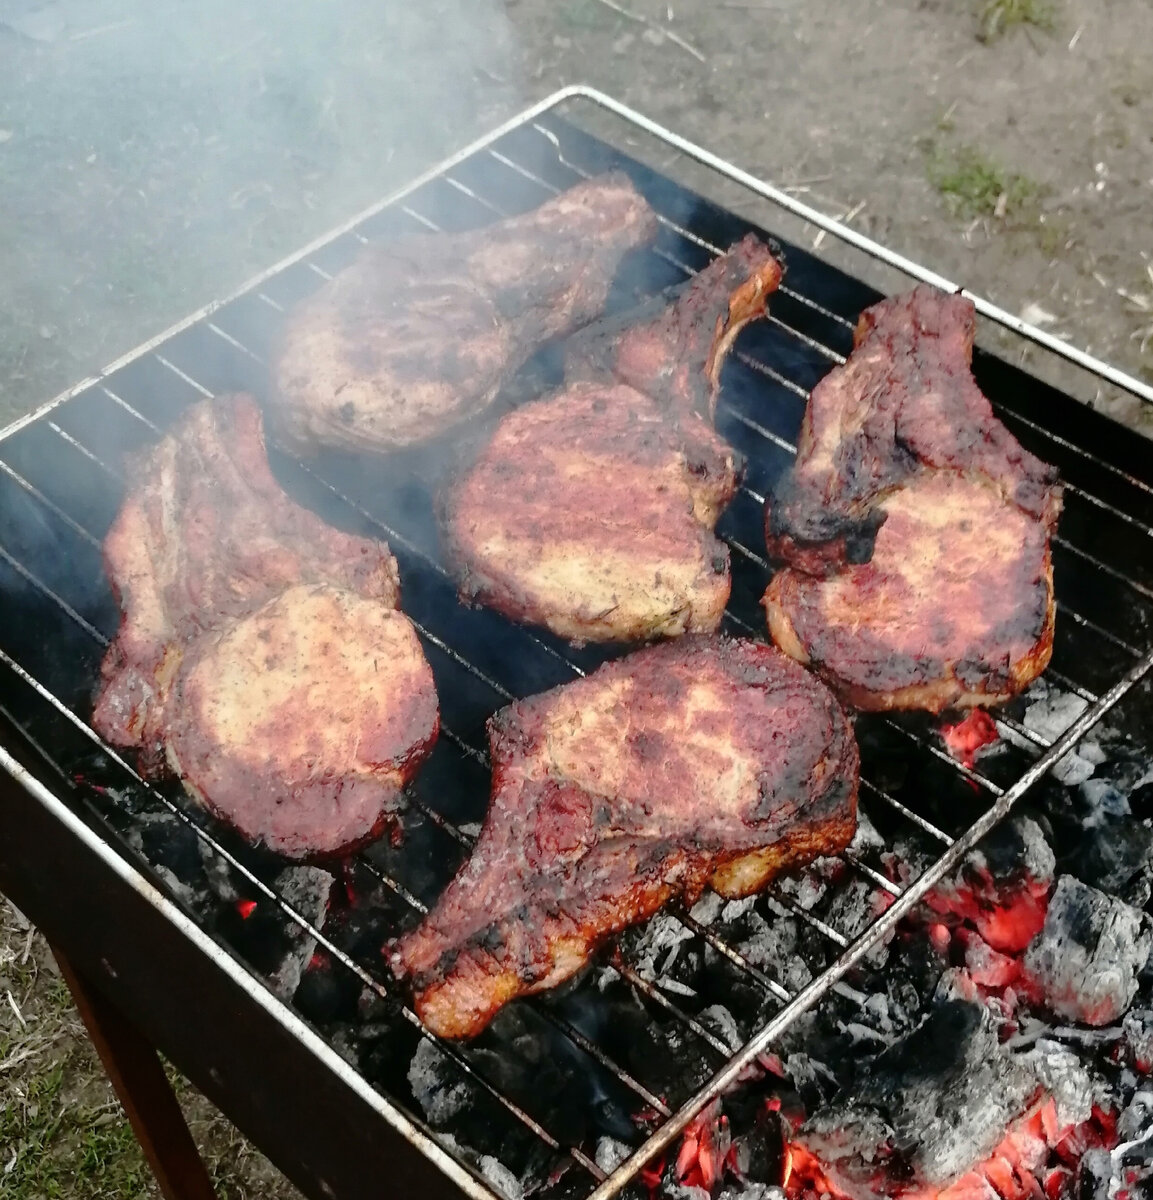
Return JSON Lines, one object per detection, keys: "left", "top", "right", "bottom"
{"left": 940, "top": 709, "right": 999, "bottom": 769}
{"left": 236, "top": 898, "right": 258, "bottom": 919}
{"left": 784, "top": 1096, "right": 1118, "bottom": 1200}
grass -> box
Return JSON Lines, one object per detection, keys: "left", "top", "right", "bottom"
{"left": 1, "top": 1061, "right": 155, "bottom": 1198}
{"left": 1, "top": 903, "right": 300, "bottom": 1198}
{"left": 924, "top": 141, "right": 1042, "bottom": 221}
{"left": 976, "top": 0, "right": 1056, "bottom": 42}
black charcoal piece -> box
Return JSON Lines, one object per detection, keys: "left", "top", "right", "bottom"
{"left": 408, "top": 1038, "right": 478, "bottom": 1127}
{"left": 266, "top": 864, "right": 333, "bottom": 1000}
{"left": 1066, "top": 792, "right": 1153, "bottom": 904}
{"left": 795, "top": 999, "right": 1036, "bottom": 1189}
{"left": 1023, "top": 875, "right": 1153, "bottom": 1026}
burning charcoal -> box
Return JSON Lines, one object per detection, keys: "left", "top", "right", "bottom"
{"left": 130, "top": 810, "right": 206, "bottom": 886}
{"left": 265, "top": 864, "right": 334, "bottom": 1000}
{"left": 728, "top": 1104, "right": 788, "bottom": 1185}
{"left": 622, "top": 912, "right": 694, "bottom": 981}
{"left": 1023, "top": 876, "right": 1153, "bottom": 1026}
{"left": 717, "top": 1188, "right": 786, "bottom": 1200}
{"left": 1019, "top": 1039, "right": 1096, "bottom": 1126}
{"left": 1117, "top": 1089, "right": 1153, "bottom": 1143}
{"left": 940, "top": 708, "right": 1000, "bottom": 769}
{"left": 198, "top": 840, "right": 242, "bottom": 902}
{"left": 924, "top": 814, "right": 1055, "bottom": 953}
{"left": 791, "top": 999, "right": 1038, "bottom": 1191}
{"left": 822, "top": 874, "right": 887, "bottom": 946}
{"left": 1066, "top": 790, "right": 1153, "bottom": 908}
{"left": 783, "top": 1052, "right": 839, "bottom": 1113}
{"left": 698, "top": 1004, "right": 743, "bottom": 1053}
{"left": 1075, "top": 1147, "right": 1114, "bottom": 1200}
{"left": 293, "top": 951, "right": 362, "bottom": 1025}
{"left": 689, "top": 892, "right": 726, "bottom": 926}
{"left": 471, "top": 1002, "right": 637, "bottom": 1145}
{"left": 659, "top": 1184, "right": 709, "bottom": 1200}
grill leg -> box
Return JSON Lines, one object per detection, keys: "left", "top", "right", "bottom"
{"left": 51, "top": 946, "right": 219, "bottom": 1200}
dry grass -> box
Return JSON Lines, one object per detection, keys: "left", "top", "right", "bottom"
{"left": 0, "top": 901, "right": 301, "bottom": 1199}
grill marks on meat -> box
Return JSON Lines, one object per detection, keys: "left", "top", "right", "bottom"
{"left": 763, "top": 286, "right": 1062, "bottom": 713}
{"left": 271, "top": 173, "right": 658, "bottom": 454}
{"left": 442, "top": 238, "right": 783, "bottom": 644}
{"left": 442, "top": 383, "right": 739, "bottom": 643}
{"left": 392, "top": 637, "right": 858, "bottom": 1039}
{"left": 92, "top": 394, "right": 438, "bottom": 858}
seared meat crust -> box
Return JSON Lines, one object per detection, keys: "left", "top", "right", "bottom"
{"left": 442, "top": 238, "right": 783, "bottom": 644}
{"left": 92, "top": 395, "right": 438, "bottom": 858}
{"left": 566, "top": 232, "right": 784, "bottom": 418}
{"left": 442, "top": 383, "right": 739, "bottom": 643}
{"left": 272, "top": 173, "right": 659, "bottom": 453}
{"left": 93, "top": 394, "right": 400, "bottom": 755}
{"left": 764, "top": 473, "right": 1056, "bottom": 712}
{"left": 763, "top": 286, "right": 1062, "bottom": 712}
{"left": 166, "top": 585, "right": 438, "bottom": 859}
{"left": 766, "top": 286, "right": 1060, "bottom": 570}
{"left": 393, "top": 637, "right": 858, "bottom": 1039}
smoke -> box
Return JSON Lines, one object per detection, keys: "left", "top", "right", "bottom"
{"left": 0, "top": 0, "right": 520, "bottom": 420}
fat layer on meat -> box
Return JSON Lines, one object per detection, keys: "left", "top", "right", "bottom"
{"left": 271, "top": 173, "right": 659, "bottom": 454}
{"left": 393, "top": 637, "right": 858, "bottom": 1039}
{"left": 763, "top": 286, "right": 1062, "bottom": 713}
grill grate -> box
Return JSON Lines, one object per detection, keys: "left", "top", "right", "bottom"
{"left": 1, "top": 89, "right": 1152, "bottom": 1200}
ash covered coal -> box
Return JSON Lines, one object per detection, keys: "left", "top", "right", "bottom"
{"left": 793, "top": 999, "right": 1037, "bottom": 1190}
{"left": 113, "top": 796, "right": 337, "bottom": 1001}
{"left": 630, "top": 709, "right": 1153, "bottom": 1200}
{"left": 1023, "top": 875, "right": 1153, "bottom": 1027}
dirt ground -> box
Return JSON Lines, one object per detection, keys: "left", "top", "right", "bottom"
{"left": 0, "top": 1, "right": 1150, "bottom": 1197}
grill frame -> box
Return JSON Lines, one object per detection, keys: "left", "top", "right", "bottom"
{"left": 1, "top": 85, "right": 1152, "bottom": 1200}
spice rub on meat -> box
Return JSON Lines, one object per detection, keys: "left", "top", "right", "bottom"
{"left": 441, "top": 238, "right": 784, "bottom": 644}
{"left": 441, "top": 383, "right": 739, "bottom": 644}
{"left": 92, "top": 394, "right": 438, "bottom": 859}
{"left": 271, "top": 173, "right": 659, "bottom": 454}
{"left": 165, "top": 585, "right": 438, "bottom": 859}
{"left": 392, "top": 637, "right": 858, "bottom": 1039}
{"left": 763, "top": 286, "right": 1062, "bottom": 713}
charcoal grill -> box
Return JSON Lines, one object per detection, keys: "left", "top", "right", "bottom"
{"left": 1, "top": 85, "right": 1151, "bottom": 1200}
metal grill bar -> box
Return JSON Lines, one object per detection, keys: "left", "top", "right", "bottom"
{"left": 0, "top": 643, "right": 608, "bottom": 1189}
{"left": 145, "top": 321, "right": 937, "bottom": 968}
